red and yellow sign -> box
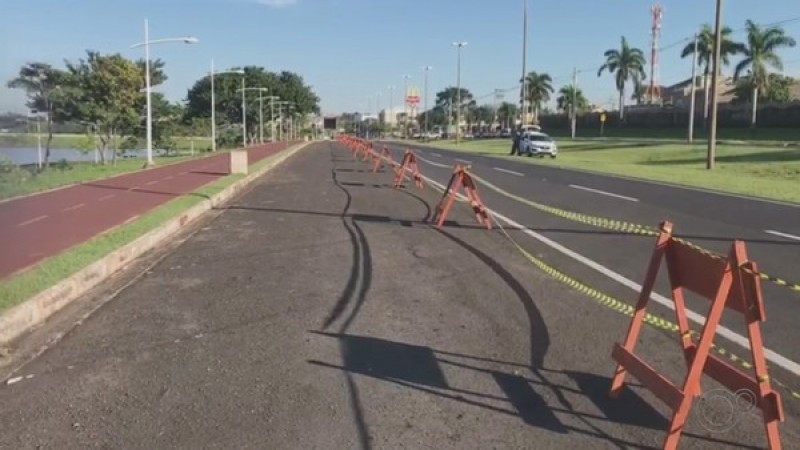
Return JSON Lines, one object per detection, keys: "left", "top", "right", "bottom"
{"left": 405, "top": 86, "right": 421, "bottom": 105}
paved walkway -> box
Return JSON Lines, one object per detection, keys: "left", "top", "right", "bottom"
{"left": 0, "top": 142, "right": 796, "bottom": 449}
{"left": 0, "top": 142, "right": 296, "bottom": 279}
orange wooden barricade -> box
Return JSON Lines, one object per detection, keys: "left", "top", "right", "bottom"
{"left": 373, "top": 146, "right": 394, "bottom": 173}
{"left": 392, "top": 149, "right": 423, "bottom": 190}
{"left": 431, "top": 165, "right": 491, "bottom": 230}
{"left": 610, "top": 221, "right": 783, "bottom": 449}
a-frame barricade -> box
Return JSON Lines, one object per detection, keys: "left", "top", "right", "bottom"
{"left": 610, "top": 221, "right": 783, "bottom": 450}
{"left": 431, "top": 165, "right": 491, "bottom": 230}
{"left": 392, "top": 149, "right": 423, "bottom": 190}
{"left": 373, "top": 146, "right": 394, "bottom": 173}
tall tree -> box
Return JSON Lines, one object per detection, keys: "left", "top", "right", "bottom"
{"left": 680, "top": 24, "right": 743, "bottom": 121}
{"left": 185, "top": 66, "right": 319, "bottom": 146}
{"left": 732, "top": 73, "right": 795, "bottom": 105}
{"left": 496, "top": 102, "right": 518, "bottom": 129}
{"left": 7, "top": 63, "right": 70, "bottom": 169}
{"left": 734, "top": 20, "right": 797, "bottom": 126}
{"left": 434, "top": 87, "right": 475, "bottom": 125}
{"left": 524, "top": 71, "right": 554, "bottom": 122}
{"left": 597, "top": 36, "right": 647, "bottom": 120}
{"left": 64, "top": 51, "right": 142, "bottom": 165}
{"left": 556, "top": 85, "right": 589, "bottom": 113}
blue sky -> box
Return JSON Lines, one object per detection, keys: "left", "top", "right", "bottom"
{"left": 1, "top": 0, "right": 799, "bottom": 116}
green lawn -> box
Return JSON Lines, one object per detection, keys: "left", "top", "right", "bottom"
{"left": 424, "top": 138, "right": 800, "bottom": 204}
{"left": 541, "top": 127, "right": 800, "bottom": 144}
{"left": 0, "top": 133, "right": 212, "bottom": 151}
{"left": 0, "top": 154, "right": 205, "bottom": 200}
{"left": 0, "top": 147, "right": 291, "bottom": 314}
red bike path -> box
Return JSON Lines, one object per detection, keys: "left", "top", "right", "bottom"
{"left": 0, "top": 142, "right": 297, "bottom": 281}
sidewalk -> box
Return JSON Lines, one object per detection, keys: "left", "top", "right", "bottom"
{"left": 0, "top": 141, "right": 795, "bottom": 449}
{"left": 0, "top": 142, "right": 297, "bottom": 280}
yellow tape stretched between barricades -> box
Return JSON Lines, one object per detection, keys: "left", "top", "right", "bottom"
{"left": 465, "top": 169, "right": 800, "bottom": 295}
{"left": 362, "top": 144, "right": 800, "bottom": 401}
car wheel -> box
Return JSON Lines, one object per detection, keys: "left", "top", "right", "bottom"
{"left": 539, "top": 154, "right": 545, "bottom": 158}
{"left": 550, "top": 154, "right": 557, "bottom": 159}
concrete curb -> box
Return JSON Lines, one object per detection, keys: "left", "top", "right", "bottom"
{"left": 0, "top": 142, "right": 311, "bottom": 346}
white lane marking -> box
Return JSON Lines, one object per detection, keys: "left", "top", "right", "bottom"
{"left": 179, "top": 171, "right": 189, "bottom": 175}
{"left": 430, "top": 152, "right": 442, "bottom": 158}
{"left": 145, "top": 180, "right": 159, "bottom": 186}
{"left": 416, "top": 155, "right": 451, "bottom": 169}
{"left": 765, "top": 230, "right": 800, "bottom": 242}
{"left": 62, "top": 203, "right": 86, "bottom": 212}
{"left": 163, "top": 175, "right": 174, "bottom": 181}
{"left": 494, "top": 167, "right": 525, "bottom": 177}
{"left": 569, "top": 184, "right": 639, "bottom": 202}
{"left": 127, "top": 186, "right": 140, "bottom": 192}
{"left": 16, "top": 215, "right": 48, "bottom": 227}
{"left": 98, "top": 194, "right": 116, "bottom": 202}
{"left": 455, "top": 158, "right": 472, "bottom": 164}
{"left": 417, "top": 171, "right": 800, "bottom": 376}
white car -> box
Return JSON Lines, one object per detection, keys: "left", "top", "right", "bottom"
{"left": 519, "top": 131, "right": 558, "bottom": 158}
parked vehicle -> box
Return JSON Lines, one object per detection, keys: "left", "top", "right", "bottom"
{"left": 519, "top": 131, "right": 558, "bottom": 158}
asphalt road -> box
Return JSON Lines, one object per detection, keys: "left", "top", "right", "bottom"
{"left": 378, "top": 140, "right": 800, "bottom": 391}
{"left": 3, "top": 141, "right": 796, "bottom": 448}
{"left": 0, "top": 142, "right": 296, "bottom": 280}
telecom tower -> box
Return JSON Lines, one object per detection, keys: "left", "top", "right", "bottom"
{"left": 648, "top": 3, "right": 663, "bottom": 104}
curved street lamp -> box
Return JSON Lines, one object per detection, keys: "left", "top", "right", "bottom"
{"left": 130, "top": 19, "right": 198, "bottom": 167}
{"left": 209, "top": 60, "right": 244, "bottom": 152}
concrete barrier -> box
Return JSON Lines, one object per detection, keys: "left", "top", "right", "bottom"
{"left": 0, "top": 142, "right": 310, "bottom": 346}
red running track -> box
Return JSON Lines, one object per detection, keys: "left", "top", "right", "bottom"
{"left": 0, "top": 142, "right": 299, "bottom": 280}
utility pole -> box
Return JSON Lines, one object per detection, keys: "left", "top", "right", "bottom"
{"left": 688, "top": 33, "right": 698, "bottom": 143}
{"left": 520, "top": 0, "right": 528, "bottom": 127}
{"left": 707, "top": 0, "right": 723, "bottom": 170}
{"left": 571, "top": 67, "right": 578, "bottom": 139}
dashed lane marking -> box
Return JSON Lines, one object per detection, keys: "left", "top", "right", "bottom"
{"left": 569, "top": 184, "right": 639, "bottom": 202}
{"left": 16, "top": 215, "right": 48, "bottom": 228}
{"left": 765, "top": 230, "right": 800, "bottom": 242}
{"left": 493, "top": 167, "right": 524, "bottom": 177}
{"left": 62, "top": 203, "right": 86, "bottom": 212}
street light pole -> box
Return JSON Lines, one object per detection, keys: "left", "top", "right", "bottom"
{"left": 452, "top": 42, "right": 467, "bottom": 144}
{"left": 130, "top": 19, "right": 197, "bottom": 167}
{"left": 688, "top": 33, "right": 699, "bottom": 143}
{"left": 241, "top": 77, "right": 247, "bottom": 147}
{"left": 571, "top": 66, "right": 577, "bottom": 139}
{"left": 144, "top": 19, "right": 152, "bottom": 165}
{"left": 521, "top": 0, "right": 528, "bottom": 128}
{"left": 259, "top": 89, "right": 264, "bottom": 143}
{"left": 403, "top": 74, "right": 411, "bottom": 138}
{"left": 707, "top": 0, "right": 723, "bottom": 170}
{"left": 387, "top": 85, "right": 395, "bottom": 132}
{"left": 209, "top": 62, "right": 244, "bottom": 152}
{"left": 424, "top": 66, "right": 432, "bottom": 137}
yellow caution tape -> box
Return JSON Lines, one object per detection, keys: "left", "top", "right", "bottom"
{"left": 466, "top": 170, "right": 800, "bottom": 295}
{"left": 362, "top": 145, "right": 800, "bottom": 401}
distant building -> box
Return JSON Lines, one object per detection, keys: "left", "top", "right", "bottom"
{"left": 662, "top": 75, "right": 737, "bottom": 108}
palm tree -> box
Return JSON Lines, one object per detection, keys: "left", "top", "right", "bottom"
{"left": 496, "top": 102, "right": 518, "bottom": 129}
{"left": 734, "top": 20, "right": 797, "bottom": 126}
{"left": 556, "top": 85, "right": 588, "bottom": 114}
{"left": 524, "top": 71, "right": 554, "bottom": 123}
{"left": 680, "top": 24, "right": 743, "bottom": 122}
{"left": 597, "top": 36, "right": 647, "bottom": 120}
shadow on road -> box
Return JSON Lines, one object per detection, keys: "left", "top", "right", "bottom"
{"left": 83, "top": 182, "right": 214, "bottom": 201}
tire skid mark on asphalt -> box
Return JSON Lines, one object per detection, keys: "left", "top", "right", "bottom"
{"left": 62, "top": 203, "right": 86, "bottom": 212}
{"left": 16, "top": 215, "right": 48, "bottom": 228}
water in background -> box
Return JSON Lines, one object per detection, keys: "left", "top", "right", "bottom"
{"left": 0, "top": 147, "right": 169, "bottom": 166}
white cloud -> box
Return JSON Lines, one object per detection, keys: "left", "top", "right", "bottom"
{"left": 256, "top": 0, "right": 299, "bottom": 7}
